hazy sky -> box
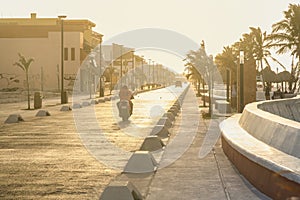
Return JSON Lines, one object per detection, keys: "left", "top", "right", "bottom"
{"left": 1, "top": 0, "right": 298, "bottom": 72}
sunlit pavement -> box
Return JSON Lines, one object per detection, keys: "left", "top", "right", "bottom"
{"left": 0, "top": 86, "right": 184, "bottom": 199}
{"left": 0, "top": 85, "right": 270, "bottom": 199}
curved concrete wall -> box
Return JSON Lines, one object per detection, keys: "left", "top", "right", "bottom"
{"left": 257, "top": 98, "right": 300, "bottom": 122}
{"left": 239, "top": 97, "right": 300, "bottom": 159}
{"left": 220, "top": 97, "right": 300, "bottom": 199}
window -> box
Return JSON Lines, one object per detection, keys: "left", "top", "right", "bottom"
{"left": 64, "top": 48, "right": 68, "bottom": 61}
{"left": 71, "top": 48, "right": 75, "bottom": 61}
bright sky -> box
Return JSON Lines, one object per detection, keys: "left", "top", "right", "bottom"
{"left": 1, "top": 0, "right": 298, "bottom": 73}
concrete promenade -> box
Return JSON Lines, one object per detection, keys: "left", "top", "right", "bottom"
{"left": 105, "top": 87, "right": 270, "bottom": 200}
{"left": 0, "top": 88, "right": 270, "bottom": 199}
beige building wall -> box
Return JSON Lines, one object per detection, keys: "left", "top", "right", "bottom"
{"left": 0, "top": 13, "right": 102, "bottom": 92}
{"left": 0, "top": 31, "right": 83, "bottom": 91}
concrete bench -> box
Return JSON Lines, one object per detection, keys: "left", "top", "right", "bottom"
{"left": 201, "top": 93, "right": 226, "bottom": 103}
{"left": 215, "top": 100, "right": 231, "bottom": 114}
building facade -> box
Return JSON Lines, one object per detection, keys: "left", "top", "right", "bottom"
{"left": 0, "top": 13, "right": 102, "bottom": 92}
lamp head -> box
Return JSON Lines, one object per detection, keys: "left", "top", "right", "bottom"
{"left": 239, "top": 50, "right": 244, "bottom": 64}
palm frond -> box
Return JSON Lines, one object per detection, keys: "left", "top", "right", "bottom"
{"left": 13, "top": 62, "right": 25, "bottom": 71}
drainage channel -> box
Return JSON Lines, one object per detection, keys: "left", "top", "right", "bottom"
{"left": 212, "top": 147, "right": 231, "bottom": 200}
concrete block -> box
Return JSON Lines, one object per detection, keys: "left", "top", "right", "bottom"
{"left": 123, "top": 151, "right": 158, "bottom": 173}
{"left": 60, "top": 105, "right": 72, "bottom": 111}
{"left": 72, "top": 103, "right": 82, "bottom": 109}
{"left": 4, "top": 114, "right": 24, "bottom": 123}
{"left": 35, "top": 110, "right": 51, "bottom": 117}
{"left": 150, "top": 125, "right": 169, "bottom": 138}
{"left": 156, "top": 117, "right": 172, "bottom": 128}
{"left": 171, "top": 105, "right": 180, "bottom": 113}
{"left": 82, "top": 101, "right": 91, "bottom": 107}
{"left": 98, "top": 98, "right": 105, "bottom": 103}
{"left": 215, "top": 100, "right": 231, "bottom": 114}
{"left": 173, "top": 102, "right": 181, "bottom": 109}
{"left": 140, "top": 136, "right": 165, "bottom": 152}
{"left": 163, "top": 112, "right": 175, "bottom": 122}
{"left": 100, "top": 180, "right": 142, "bottom": 200}
{"left": 168, "top": 107, "right": 178, "bottom": 116}
{"left": 111, "top": 96, "right": 117, "bottom": 100}
{"left": 91, "top": 100, "right": 98, "bottom": 105}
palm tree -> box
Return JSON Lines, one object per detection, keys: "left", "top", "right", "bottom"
{"left": 215, "top": 46, "right": 238, "bottom": 109}
{"left": 248, "top": 27, "right": 287, "bottom": 90}
{"left": 266, "top": 3, "right": 300, "bottom": 92}
{"left": 215, "top": 46, "right": 238, "bottom": 80}
{"left": 14, "top": 53, "right": 34, "bottom": 109}
{"left": 251, "top": 27, "right": 269, "bottom": 71}
{"left": 185, "top": 41, "right": 214, "bottom": 115}
{"left": 184, "top": 62, "right": 203, "bottom": 95}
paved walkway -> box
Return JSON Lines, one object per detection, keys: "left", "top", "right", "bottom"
{"left": 0, "top": 86, "right": 270, "bottom": 199}
{"left": 105, "top": 87, "right": 270, "bottom": 200}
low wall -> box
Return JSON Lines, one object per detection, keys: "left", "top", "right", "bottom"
{"left": 220, "top": 96, "right": 300, "bottom": 199}
{"left": 257, "top": 98, "right": 300, "bottom": 122}
{"left": 239, "top": 97, "right": 300, "bottom": 158}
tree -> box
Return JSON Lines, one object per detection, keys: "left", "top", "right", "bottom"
{"left": 14, "top": 53, "right": 34, "bottom": 109}
{"left": 215, "top": 46, "right": 238, "bottom": 81}
{"left": 266, "top": 3, "right": 300, "bottom": 92}
{"left": 215, "top": 46, "right": 239, "bottom": 109}
{"left": 184, "top": 62, "right": 203, "bottom": 96}
{"left": 250, "top": 27, "right": 286, "bottom": 69}
{"left": 247, "top": 27, "right": 286, "bottom": 90}
{"left": 184, "top": 41, "right": 215, "bottom": 116}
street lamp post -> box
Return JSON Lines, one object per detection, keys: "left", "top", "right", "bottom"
{"left": 99, "top": 43, "right": 104, "bottom": 97}
{"left": 156, "top": 63, "right": 159, "bottom": 84}
{"left": 120, "top": 45, "right": 123, "bottom": 86}
{"left": 59, "top": 15, "right": 67, "bottom": 104}
{"left": 162, "top": 66, "right": 165, "bottom": 86}
{"left": 132, "top": 50, "right": 135, "bottom": 89}
{"left": 276, "top": 67, "right": 279, "bottom": 90}
{"left": 148, "top": 59, "right": 151, "bottom": 84}
{"left": 208, "top": 55, "right": 214, "bottom": 117}
{"left": 239, "top": 50, "right": 244, "bottom": 112}
{"left": 89, "top": 61, "right": 92, "bottom": 99}
{"left": 141, "top": 56, "right": 144, "bottom": 74}
{"left": 110, "top": 50, "right": 113, "bottom": 94}
{"left": 152, "top": 61, "right": 155, "bottom": 84}
{"left": 226, "top": 68, "right": 230, "bottom": 102}
{"left": 141, "top": 55, "right": 144, "bottom": 85}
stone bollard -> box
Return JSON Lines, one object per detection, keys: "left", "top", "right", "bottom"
{"left": 123, "top": 151, "right": 158, "bottom": 174}
{"left": 156, "top": 117, "right": 172, "bottom": 128}
{"left": 100, "top": 181, "right": 142, "bottom": 200}
{"left": 5, "top": 114, "right": 24, "bottom": 123}
{"left": 35, "top": 110, "right": 51, "bottom": 117}
{"left": 140, "top": 136, "right": 165, "bottom": 152}
{"left": 150, "top": 125, "right": 170, "bottom": 138}
{"left": 82, "top": 101, "right": 91, "bottom": 107}
{"left": 60, "top": 105, "right": 72, "bottom": 111}
{"left": 72, "top": 103, "right": 82, "bottom": 109}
